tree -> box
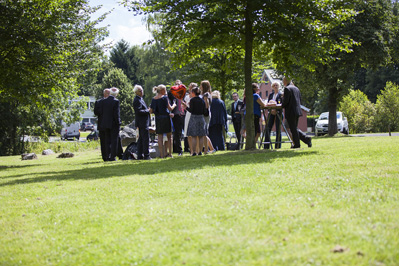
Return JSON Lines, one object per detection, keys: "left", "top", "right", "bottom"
{"left": 100, "top": 68, "right": 135, "bottom": 126}
{"left": 294, "top": 0, "right": 396, "bottom": 136}
{"left": 125, "top": 0, "right": 355, "bottom": 149}
{"left": 375, "top": 82, "right": 399, "bottom": 135}
{"left": 339, "top": 90, "right": 375, "bottom": 133}
{"left": 0, "top": 0, "right": 108, "bottom": 155}
{"left": 110, "top": 40, "right": 143, "bottom": 85}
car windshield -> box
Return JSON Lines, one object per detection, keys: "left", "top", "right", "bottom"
{"left": 319, "top": 112, "right": 342, "bottom": 120}
{"left": 319, "top": 114, "right": 328, "bottom": 120}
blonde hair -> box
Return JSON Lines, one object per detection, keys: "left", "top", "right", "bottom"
{"left": 153, "top": 84, "right": 166, "bottom": 94}
{"left": 271, "top": 82, "right": 280, "bottom": 89}
{"left": 211, "top": 90, "right": 221, "bottom": 99}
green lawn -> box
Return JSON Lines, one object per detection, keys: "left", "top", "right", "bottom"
{"left": 1, "top": 136, "right": 398, "bottom": 265}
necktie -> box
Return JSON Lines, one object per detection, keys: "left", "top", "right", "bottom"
{"left": 234, "top": 101, "right": 237, "bottom": 111}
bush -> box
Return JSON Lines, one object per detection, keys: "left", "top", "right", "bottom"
{"left": 25, "top": 140, "right": 100, "bottom": 154}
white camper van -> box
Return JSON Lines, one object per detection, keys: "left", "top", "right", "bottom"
{"left": 61, "top": 122, "right": 80, "bottom": 140}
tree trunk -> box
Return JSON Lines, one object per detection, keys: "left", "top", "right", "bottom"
{"left": 328, "top": 85, "right": 338, "bottom": 136}
{"left": 244, "top": 0, "right": 255, "bottom": 150}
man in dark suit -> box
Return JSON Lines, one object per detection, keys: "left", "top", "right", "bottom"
{"left": 265, "top": 82, "right": 283, "bottom": 149}
{"left": 94, "top": 88, "right": 110, "bottom": 161}
{"left": 101, "top": 88, "right": 121, "bottom": 161}
{"left": 133, "top": 85, "right": 151, "bottom": 160}
{"left": 281, "top": 77, "right": 312, "bottom": 148}
{"left": 231, "top": 92, "right": 244, "bottom": 148}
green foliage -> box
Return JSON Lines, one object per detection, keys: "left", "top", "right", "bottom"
{"left": 110, "top": 40, "right": 143, "bottom": 85}
{"left": 126, "top": 0, "right": 357, "bottom": 149}
{"left": 0, "top": 0, "right": 108, "bottom": 155}
{"left": 101, "top": 68, "right": 135, "bottom": 125}
{"left": 339, "top": 90, "right": 376, "bottom": 133}
{"left": 375, "top": 81, "right": 399, "bottom": 132}
{"left": 293, "top": 0, "right": 396, "bottom": 136}
{"left": 25, "top": 140, "right": 100, "bottom": 154}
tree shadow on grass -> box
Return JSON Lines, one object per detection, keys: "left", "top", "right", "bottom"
{"left": 0, "top": 149, "right": 318, "bottom": 187}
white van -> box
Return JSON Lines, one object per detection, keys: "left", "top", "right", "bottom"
{"left": 61, "top": 122, "right": 80, "bottom": 140}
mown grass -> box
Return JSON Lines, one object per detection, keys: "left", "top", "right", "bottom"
{"left": 0, "top": 136, "right": 398, "bottom": 265}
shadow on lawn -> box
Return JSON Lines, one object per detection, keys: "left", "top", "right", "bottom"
{"left": 0, "top": 149, "right": 318, "bottom": 187}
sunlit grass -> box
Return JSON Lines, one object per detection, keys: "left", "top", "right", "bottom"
{"left": 1, "top": 136, "right": 398, "bottom": 265}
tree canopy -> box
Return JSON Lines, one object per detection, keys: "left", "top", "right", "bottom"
{"left": 0, "top": 0, "right": 108, "bottom": 155}
{"left": 124, "top": 0, "right": 356, "bottom": 149}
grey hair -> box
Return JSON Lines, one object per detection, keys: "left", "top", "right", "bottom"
{"left": 133, "top": 85, "right": 143, "bottom": 93}
{"left": 110, "top": 87, "right": 119, "bottom": 96}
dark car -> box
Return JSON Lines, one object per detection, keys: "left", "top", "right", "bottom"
{"left": 86, "top": 130, "right": 99, "bottom": 141}
{"left": 81, "top": 122, "right": 94, "bottom": 131}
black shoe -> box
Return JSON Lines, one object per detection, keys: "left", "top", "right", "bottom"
{"left": 198, "top": 152, "right": 202, "bottom": 156}
{"left": 144, "top": 156, "right": 152, "bottom": 160}
{"left": 192, "top": 153, "right": 197, "bottom": 156}
{"left": 308, "top": 139, "right": 312, "bottom": 148}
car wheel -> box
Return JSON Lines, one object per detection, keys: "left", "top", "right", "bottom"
{"left": 343, "top": 127, "right": 348, "bottom": 135}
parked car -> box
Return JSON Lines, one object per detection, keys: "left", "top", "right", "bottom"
{"left": 86, "top": 130, "right": 99, "bottom": 141}
{"left": 315, "top": 112, "right": 349, "bottom": 136}
{"left": 61, "top": 122, "right": 80, "bottom": 140}
{"left": 81, "top": 122, "right": 94, "bottom": 131}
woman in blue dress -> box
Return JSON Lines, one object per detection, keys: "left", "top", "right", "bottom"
{"left": 150, "top": 85, "right": 176, "bottom": 158}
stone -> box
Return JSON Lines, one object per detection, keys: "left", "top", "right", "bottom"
{"left": 42, "top": 149, "right": 54, "bottom": 155}
{"left": 21, "top": 153, "right": 38, "bottom": 160}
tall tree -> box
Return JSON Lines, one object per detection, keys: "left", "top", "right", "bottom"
{"left": 124, "top": 0, "right": 355, "bottom": 149}
{"left": 110, "top": 40, "right": 143, "bottom": 85}
{"left": 100, "top": 68, "right": 135, "bottom": 126}
{"left": 294, "top": 0, "right": 396, "bottom": 136}
{"left": 0, "top": 0, "right": 108, "bottom": 155}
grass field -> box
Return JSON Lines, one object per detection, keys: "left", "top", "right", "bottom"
{"left": 1, "top": 136, "right": 398, "bottom": 265}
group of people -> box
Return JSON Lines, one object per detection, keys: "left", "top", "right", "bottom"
{"left": 133, "top": 80, "right": 228, "bottom": 159}
{"left": 95, "top": 76, "right": 311, "bottom": 161}
{"left": 230, "top": 77, "right": 312, "bottom": 150}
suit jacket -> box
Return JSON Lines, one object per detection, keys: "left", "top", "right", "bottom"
{"left": 94, "top": 98, "right": 104, "bottom": 130}
{"left": 133, "top": 95, "right": 150, "bottom": 129}
{"left": 282, "top": 84, "right": 302, "bottom": 118}
{"left": 101, "top": 95, "right": 121, "bottom": 130}
{"left": 268, "top": 91, "right": 283, "bottom": 104}
{"left": 231, "top": 100, "right": 243, "bottom": 123}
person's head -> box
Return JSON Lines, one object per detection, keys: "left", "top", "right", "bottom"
{"left": 133, "top": 85, "right": 144, "bottom": 97}
{"left": 211, "top": 90, "right": 221, "bottom": 99}
{"left": 156, "top": 84, "right": 167, "bottom": 95}
{"left": 110, "top": 87, "right": 119, "bottom": 97}
{"left": 200, "top": 80, "right": 211, "bottom": 95}
{"left": 283, "top": 77, "right": 291, "bottom": 86}
{"left": 103, "top": 88, "right": 111, "bottom": 98}
{"left": 271, "top": 82, "right": 280, "bottom": 93}
{"left": 188, "top": 82, "right": 197, "bottom": 95}
{"left": 191, "top": 86, "right": 201, "bottom": 97}
{"left": 232, "top": 92, "right": 239, "bottom": 102}
{"left": 175, "top": 80, "right": 182, "bottom": 85}
{"left": 252, "top": 83, "right": 259, "bottom": 93}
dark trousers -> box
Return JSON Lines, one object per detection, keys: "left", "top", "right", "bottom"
{"left": 99, "top": 130, "right": 107, "bottom": 161}
{"left": 104, "top": 127, "right": 119, "bottom": 161}
{"left": 137, "top": 126, "right": 150, "bottom": 159}
{"left": 233, "top": 119, "right": 241, "bottom": 145}
{"left": 265, "top": 113, "right": 282, "bottom": 149}
{"left": 172, "top": 115, "right": 184, "bottom": 153}
{"left": 286, "top": 116, "right": 310, "bottom": 148}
